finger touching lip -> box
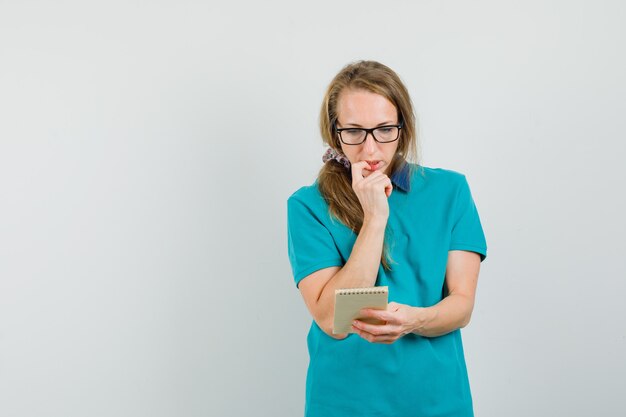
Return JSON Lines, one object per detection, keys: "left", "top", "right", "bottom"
{"left": 351, "top": 161, "right": 369, "bottom": 168}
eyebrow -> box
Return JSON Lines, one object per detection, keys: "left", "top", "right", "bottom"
{"left": 340, "top": 120, "right": 396, "bottom": 127}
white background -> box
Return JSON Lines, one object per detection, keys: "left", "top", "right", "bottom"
{"left": 1, "top": 1, "right": 625, "bottom": 416}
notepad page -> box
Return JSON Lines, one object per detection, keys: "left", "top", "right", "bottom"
{"left": 333, "top": 287, "right": 388, "bottom": 334}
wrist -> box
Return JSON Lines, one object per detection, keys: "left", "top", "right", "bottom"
{"left": 362, "top": 215, "right": 388, "bottom": 230}
{"left": 411, "top": 306, "right": 435, "bottom": 335}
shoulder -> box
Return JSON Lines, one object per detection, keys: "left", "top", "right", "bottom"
{"left": 287, "top": 181, "right": 331, "bottom": 222}
{"left": 410, "top": 164, "right": 468, "bottom": 193}
{"left": 288, "top": 181, "right": 325, "bottom": 209}
{"left": 288, "top": 181, "right": 320, "bottom": 202}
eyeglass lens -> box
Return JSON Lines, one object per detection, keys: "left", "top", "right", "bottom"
{"left": 340, "top": 126, "right": 399, "bottom": 144}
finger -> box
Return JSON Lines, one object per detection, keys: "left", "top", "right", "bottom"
{"left": 353, "top": 319, "right": 395, "bottom": 336}
{"left": 369, "top": 333, "right": 400, "bottom": 344}
{"left": 358, "top": 173, "right": 390, "bottom": 193}
{"left": 387, "top": 302, "right": 401, "bottom": 312}
{"left": 374, "top": 175, "right": 393, "bottom": 197}
{"left": 353, "top": 172, "right": 389, "bottom": 195}
{"left": 359, "top": 308, "right": 397, "bottom": 323}
{"left": 352, "top": 326, "right": 375, "bottom": 343}
{"left": 356, "top": 171, "right": 384, "bottom": 186}
{"left": 366, "top": 173, "right": 391, "bottom": 187}
{"left": 369, "top": 333, "right": 399, "bottom": 344}
{"left": 353, "top": 324, "right": 403, "bottom": 344}
{"left": 350, "top": 161, "right": 370, "bottom": 184}
{"left": 352, "top": 324, "right": 383, "bottom": 342}
{"left": 385, "top": 182, "right": 393, "bottom": 198}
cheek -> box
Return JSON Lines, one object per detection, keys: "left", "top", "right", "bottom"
{"left": 387, "top": 144, "right": 400, "bottom": 160}
{"left": 340, "top": 146, "right": 356, "bottom": 162}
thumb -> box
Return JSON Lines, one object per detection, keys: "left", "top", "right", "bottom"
{"left": 388, "top": 302, "right": 401, "bottom": 311}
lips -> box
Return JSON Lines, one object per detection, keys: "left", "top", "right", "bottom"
{"left": 366, "top": 160, "right": 382, "bottom": 171}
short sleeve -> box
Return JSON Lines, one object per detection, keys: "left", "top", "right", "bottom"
{"left": 449, "top": 176, "right": 488, "bottom": 261}
{"left": 287, "top": 196, "right": 344, "bottom": 287}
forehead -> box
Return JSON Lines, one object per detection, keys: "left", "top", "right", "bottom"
{"left": 337, "top": 89, "right": 397, "bottom": 123}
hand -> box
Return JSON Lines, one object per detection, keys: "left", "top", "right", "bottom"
{"left": 351, "top": 302, "right": 423, "bottom": 344}
{"left": 350, "top": 161, "right": 393, "bottom": 221}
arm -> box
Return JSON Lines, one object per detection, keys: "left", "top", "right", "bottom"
{"left": 411, "top": 250, "right": 481, "bottom": 337}
{"left": 298, "top": 161, "right": 392, "bottom": 339}
{"left": 298, "top": 218, "right": 386, "bottom": 338}
{"left": 351, "top": 250, "right": 481, "bottom": 343}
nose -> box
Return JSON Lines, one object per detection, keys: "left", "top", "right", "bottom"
{"left": 362, "top": 131, "right": 378, "bottom": 154}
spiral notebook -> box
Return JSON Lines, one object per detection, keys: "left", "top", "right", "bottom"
{"left": 333, "top": 286, "right": 388, "bottom": 334}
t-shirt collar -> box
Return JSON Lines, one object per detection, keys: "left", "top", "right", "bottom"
{"left": 390, "top": 163, "right": 411, "bottom": 192}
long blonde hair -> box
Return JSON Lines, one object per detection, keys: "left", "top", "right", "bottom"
{"left": 318, "top": 60, "right": 419, "bottom": 269}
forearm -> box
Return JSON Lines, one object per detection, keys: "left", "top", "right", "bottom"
{"left": 316, "top": 218, "right": 387, "bottom": 336}
{"left": 411, "top": 293, "right": 475, "bottom": 338}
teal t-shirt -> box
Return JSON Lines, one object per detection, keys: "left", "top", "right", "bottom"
{"left": 287, "top": 164, "right": 487, "bottom": 417}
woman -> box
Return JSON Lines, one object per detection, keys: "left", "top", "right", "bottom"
{"left": 287, "top": 60, "right": 487, "bottom": 417}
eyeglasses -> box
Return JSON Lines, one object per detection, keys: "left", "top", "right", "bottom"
{"left": 334, "top": 120, "right": 403, "bottom": 145}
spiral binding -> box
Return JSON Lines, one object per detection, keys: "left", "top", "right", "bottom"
{"left": 336, "top": 286, "right": 388, "bottom": 295}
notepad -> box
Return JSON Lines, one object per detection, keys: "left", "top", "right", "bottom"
{"left": 333, "top": 286, "right": 389, "bottom": 334}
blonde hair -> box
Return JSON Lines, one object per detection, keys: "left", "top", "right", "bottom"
{"left": 317, "top": 60, "right": 420, "bottom": 270}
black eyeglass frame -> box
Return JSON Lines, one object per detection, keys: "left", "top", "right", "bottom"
{"left": 334, "top": 120, "right": 404, "bottom": 145}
